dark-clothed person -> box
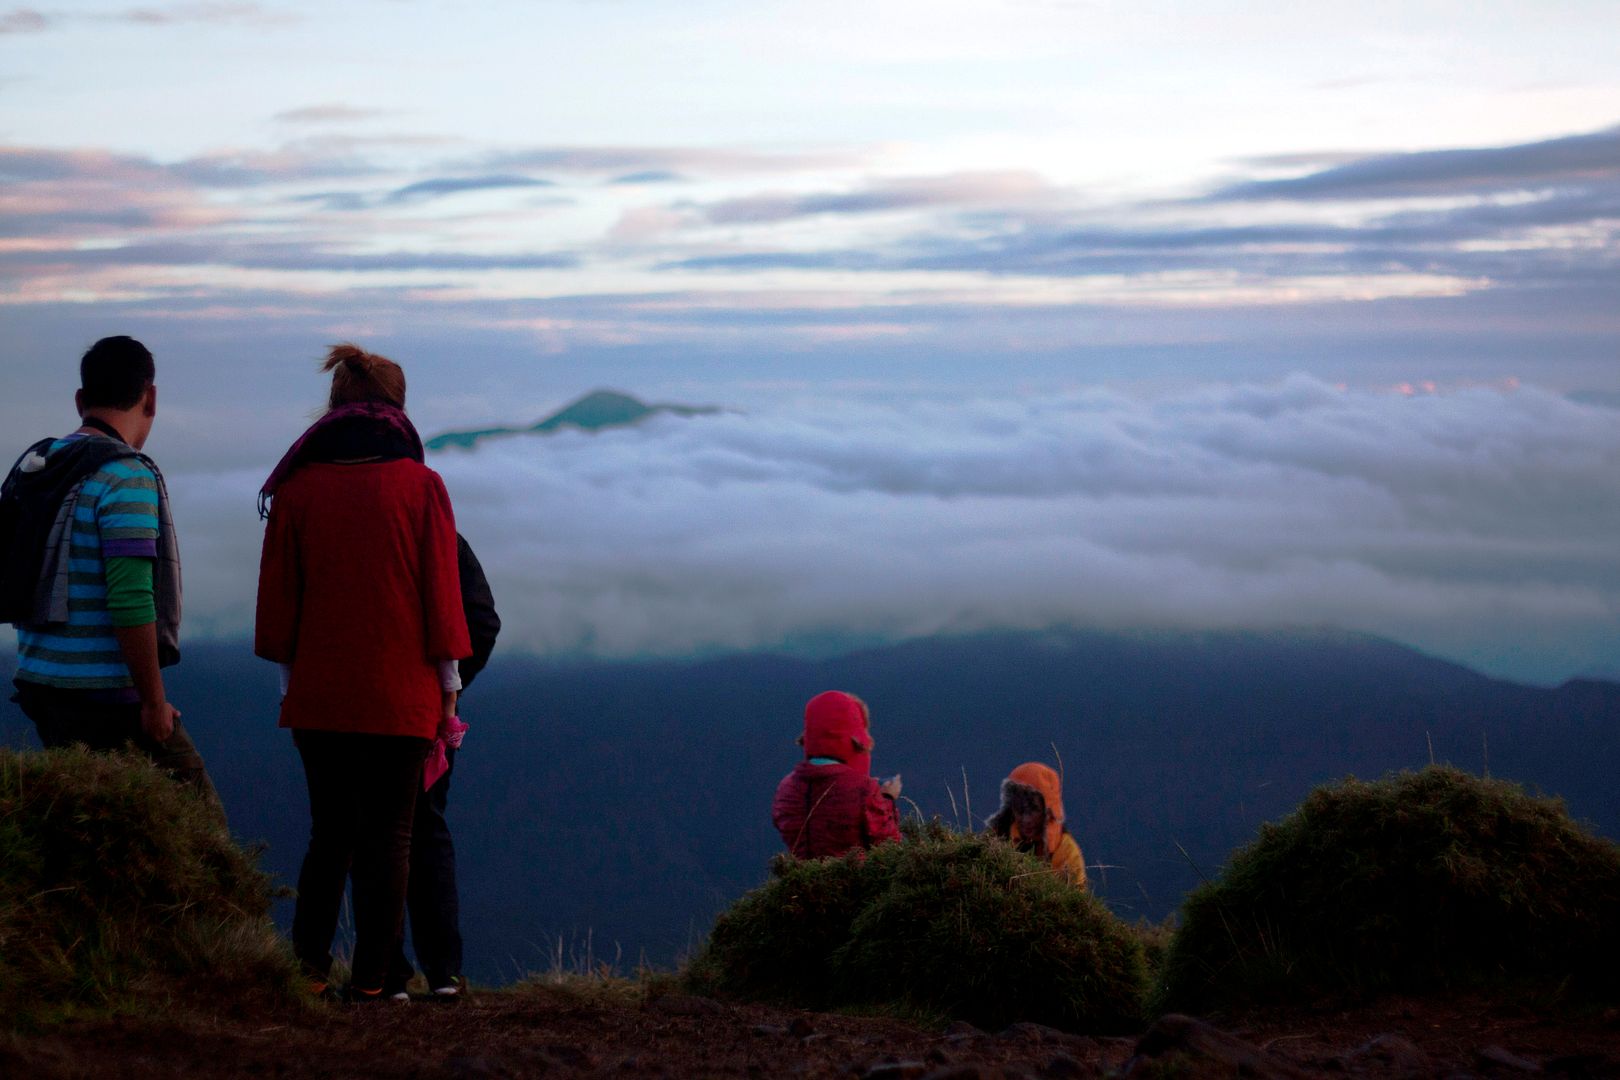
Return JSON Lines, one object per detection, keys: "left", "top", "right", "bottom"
{"left": 1, "top": 336, "right": 216, "bottom": 805}
{"left": 255, "top": 343, "right": 471, "bottom": 1002}
{"left": 386, "top": 534, "right": 500, "bottom": 999}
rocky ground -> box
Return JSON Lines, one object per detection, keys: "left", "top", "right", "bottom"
{"left": 4, "top": 984, "right": 1619, "bottom": 1079}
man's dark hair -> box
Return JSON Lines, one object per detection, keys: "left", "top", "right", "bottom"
{"left": 79, "top": 336, "right": 155, "bottom": 410}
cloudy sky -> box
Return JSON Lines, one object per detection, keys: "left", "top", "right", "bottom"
{"left": 3, "top": 1, "right": 1618, "bottom": 682}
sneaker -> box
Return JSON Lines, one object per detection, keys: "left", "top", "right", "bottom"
{"left": 428, "top": 976, "right": 464, "bottom": 1002}
{"left": 303, "top": 964, "right": 343, "bottom": 1003}
{"left": 305, "top": 978, "right": 342, "bottom": 1003}
{"left": 344, "top": 984, "right": 411, "bottom": 1005}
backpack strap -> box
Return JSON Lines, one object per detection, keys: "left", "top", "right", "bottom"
{"left": 0, "top": 438, "right": 57, "bottom": 497}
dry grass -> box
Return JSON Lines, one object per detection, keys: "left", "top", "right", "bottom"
{"left": 687, "top": 819, "right": 1148, "bottom": 1032}
{"left": 0, "top": 747, "right": 298, "bottom": 1029}
{"left": 1160, "top": 766, "right": 1620, "bottom": 1011}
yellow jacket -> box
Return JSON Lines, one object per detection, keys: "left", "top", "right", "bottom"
{"left": 1050, "top": 831, "right": 1087, "bottom": 889}
{"left": 1005, "top": 761, "right": 1088, "bottom": 890}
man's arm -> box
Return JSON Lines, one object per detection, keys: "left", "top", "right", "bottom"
{"left": 96, "top": 458, "right": 174, "bottom": 742}
{"left": 106, "top": 554, "right": 177, "bottom": 742}
{"left": 112, "top": 620, "right": 178, "bottom": 742}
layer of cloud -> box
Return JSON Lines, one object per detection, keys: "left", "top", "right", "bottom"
{"left": 610, "top": 170, "right": 686, "bottom": 186}
{"left": 622, "top": 123, "right": 1619, "bottom": 309}
{"left": 273, "top": 104, "right": 391, "bottom": 125}
{"left": 2, "top": 2, "right": 284, "bottom": 33}
{"left": 656, "top": 144, "right": 1620, "bottom": 293}
{"left": 1210, "top": 125, "right": 1620, "bottom": 201}
{"left": 692, "top": 171, "right": 1060, "bottom": 225}
{"left": 111, "top": 3, "right": 280, "bottom": 25}
{"left": 0, "top": 239, "right": 579, "bottom": 275}
{"left": 2, "top": 122, "right": 1618, "bottom": 347}
{"left": 162, "top": 378, "right": 1620, "bottom": 685}
{"left": 0, "top": 8, "right": 46, "bottom": 33}
{"left": 467, "top": 145, "right": 862, "bottom": 177}
{"left": 0, "top": 143, "right": 377, "bottom": 190}
{"left": 386, "top": 174, "right": 554, "bottom": 203}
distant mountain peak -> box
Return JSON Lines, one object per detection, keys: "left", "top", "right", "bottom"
{"left": 426, "top": 389, "right": 721, "bottom": 452}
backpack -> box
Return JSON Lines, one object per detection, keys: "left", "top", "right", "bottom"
{"left": 0, "top": 439, "right": 55, "bottom": 624}
{"left": 0, "top": 436, "right": 133, "bottom": 626}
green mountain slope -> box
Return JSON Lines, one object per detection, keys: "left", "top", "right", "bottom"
{"left": 426, "top": 390, "right": 721, "bottom": 451}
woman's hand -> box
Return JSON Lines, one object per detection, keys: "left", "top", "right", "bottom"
{"left": 441, "top": 689, "right": 459, "bottom": 726}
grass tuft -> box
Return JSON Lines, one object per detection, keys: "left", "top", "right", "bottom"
{"left": 1159, "top": 765, "right": 1620, "bottom": 1011}
{"left": 687, "top": 818, "right": 1147, "bottom": 1032}
{"left": 0, "top": 747, "right": 298, "bottom": 1028}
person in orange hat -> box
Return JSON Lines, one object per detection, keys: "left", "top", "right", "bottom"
{"left": 772, "top": 690, "right": 902, "bottom": 859}
{"left": 987, "top": 761, "right": 1087, "bottom": 888}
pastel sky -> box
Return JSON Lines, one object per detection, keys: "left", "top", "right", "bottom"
{"left": 3, "top": 1, "right": 1618, "bottom": 682}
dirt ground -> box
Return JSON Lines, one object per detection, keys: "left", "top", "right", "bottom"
{"left": 4, "top": 984, "right": 1620, "bottom": 1079}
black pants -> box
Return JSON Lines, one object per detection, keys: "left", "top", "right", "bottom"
{"left": 12, "top": 679, "right": 222, "bottom": 812}
{"left": 291, "top": 730, "right": 429, "bottom": 993}
{"left": 388, "top": 748, "right": 463, "bottom": 990}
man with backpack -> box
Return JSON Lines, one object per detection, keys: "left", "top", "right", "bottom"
{"left": 1, "top": 336, "right": 217, "bottom": 802}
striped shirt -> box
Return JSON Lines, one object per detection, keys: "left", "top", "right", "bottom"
{"left": 15, "top": 435, "right": 160, "bottom": 692}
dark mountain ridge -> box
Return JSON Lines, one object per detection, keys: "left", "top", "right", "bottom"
{"left": 2, "top": 626, "right": 1614, "bottom": 984}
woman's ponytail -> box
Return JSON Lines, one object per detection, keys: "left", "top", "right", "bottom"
{"left": 322, "top": 342, "right": 406, "bottom": 410}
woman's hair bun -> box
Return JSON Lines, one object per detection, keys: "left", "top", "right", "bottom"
{"left": 321, "top": 342, "right": 406, "bottom": 410}
{"left": 322, "top": 342, "right": 373, "bottom": 374}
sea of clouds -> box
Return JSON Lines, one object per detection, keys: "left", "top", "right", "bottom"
{"left": 159, "top": 375, "right": 1620, "bottom": 685}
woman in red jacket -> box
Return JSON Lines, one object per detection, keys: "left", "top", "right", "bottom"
{"left": 255, "top": 344, "right": 471, "bottom": 1003}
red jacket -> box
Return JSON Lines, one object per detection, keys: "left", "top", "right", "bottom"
{"left": 773, "top": 763, "right": 901, "bottom": 859}
{"left": 255, "top": 459, "right": 471, "bottom": 739}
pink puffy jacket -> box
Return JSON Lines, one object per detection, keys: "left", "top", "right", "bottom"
{"left": 770, "top": 690, "right": 901, "bottom": 859}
